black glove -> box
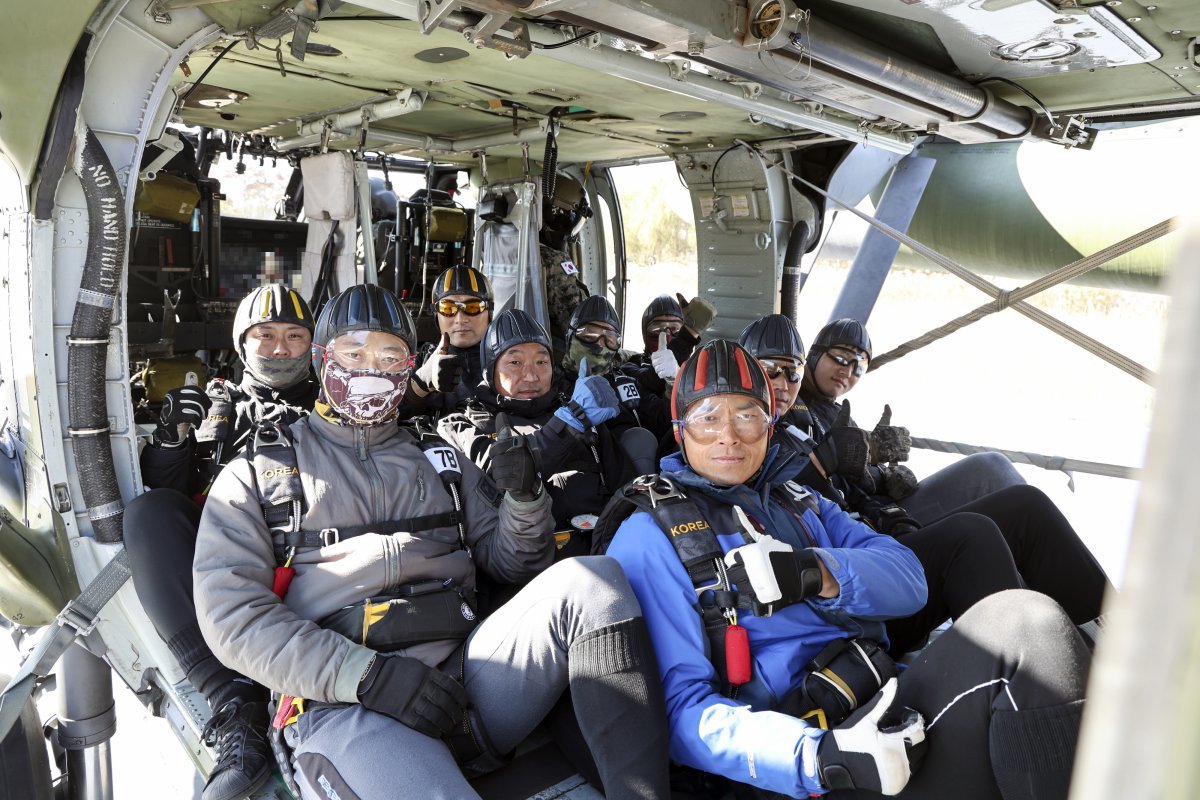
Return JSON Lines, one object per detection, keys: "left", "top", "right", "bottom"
{"left": 413, "top": 333, "right": 463, "bottom": 395}
{"left": 153, "top": 385, "right": 212, "bottom": 447}
{"left": 811, "top": 402, "right": 870, "bottom": 482}
{"left": 817, "top": 677, "right": 927, "bottom": 795}
{"left": 869, "top": 405, "right": 911, "bottom": 464}
{"left": 489, "top": 412, "right": 542, "bottom": 501}
{"left": 356, "top": 653, "right": 469, "bottom": 739}
{"left": 858, "top": 499, "right": 921, "bottom": 536}
{"left": 878, "top": 464, "right": 919, "bottom": 501}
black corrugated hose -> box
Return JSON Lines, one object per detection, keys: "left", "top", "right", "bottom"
{"left": 781, "top": 220, "right": 810, "bottom": 326}
{"left": 67, "top": 127, "right": 127, "bottom": 543}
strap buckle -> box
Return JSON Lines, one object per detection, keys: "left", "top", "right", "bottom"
{"left": 56, "top": 603, "right": 100, "bottom": 638}
{"left": 319, "top": 528, "right": 340, "bottom": 547}
{"left": 627, "top": 475, "right": 685, "bottom": 508}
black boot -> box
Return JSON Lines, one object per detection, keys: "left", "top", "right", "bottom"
{"left": 568, "top": 617, "right": 670, "bottom": 800}
{"left": 200, "top": 699, "right": 273, "bottom": 800}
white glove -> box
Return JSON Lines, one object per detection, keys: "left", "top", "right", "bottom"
{"left": 724, "top": 536, "right": 794, "bottom": 604}
{"left": 818, "top": 677, "right": 927, "bottom": 796}
{"left": 651, "top": 332, "right": 679, "bottom": 382}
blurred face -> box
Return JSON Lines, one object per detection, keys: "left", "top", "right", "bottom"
{"left": 680, "top": 394, "right": 772, "bottom": 486}
{"left": 758, "top": 356, "right": 803, "bottom": 413}
{"left": 811, "top": 346, "right": 868, "bottom": 400}
{"left": 495, "top": 342, "right": 553, "bottom": 399}
{"left": 436, "top": 293, "right": 491, "bottom": 349}
{"left": 243, "top": 322, "right": 311, "bottom": 359}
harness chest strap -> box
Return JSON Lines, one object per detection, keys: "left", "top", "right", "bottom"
{"left": 248, "top": 420, "right": 469, "bottom": 562}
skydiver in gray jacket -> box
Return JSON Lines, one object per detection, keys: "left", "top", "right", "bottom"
{"left": 193, "top": 283, "right": 669, "bottom": 800}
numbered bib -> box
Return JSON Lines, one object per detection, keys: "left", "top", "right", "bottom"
{"left": 423, "top": 445, "right": 461, "bottom": 476}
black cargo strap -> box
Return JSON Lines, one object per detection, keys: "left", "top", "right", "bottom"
{"left": 274, "top": 511, "right": 463, "bottom": 559}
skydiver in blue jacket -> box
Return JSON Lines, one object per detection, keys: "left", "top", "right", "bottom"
{"left": 605, "top": 339, "right": 1091, "bottom": 799}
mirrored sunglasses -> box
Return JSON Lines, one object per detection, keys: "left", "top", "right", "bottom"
{"left": 826, "top": 349, "right": 869, "bottom": 377}
{"left": 759, "top": 359, "right": 802, "bottom": 384}
{"left": 436, "top": 299, "right": 489, "bottom": 317}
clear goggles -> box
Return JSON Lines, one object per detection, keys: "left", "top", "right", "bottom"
{"left": 318, "top": 330, "right": 413, "bottom": 374}
{"left": 575, "top": 324, "right": 622, "bottom": 350}
{"left": 675, "top": 397, "right": 772, "bottom": 445}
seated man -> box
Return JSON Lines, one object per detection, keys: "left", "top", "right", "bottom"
{"left": 800, "top": 318, "right": 1025, "bottom": 523}
{"left": 404, "top": 265, "right": 492, "bottom": 417}
{"left": 194, "top": 284, "right": 669, "bottom": 800}
{"left": 741, "top": 315, "right": 1112, "bottom": 655}
{"left": 621, "top": 293, "right": 718, "bottom": 397}
{"left": 438, "top": 308, "right": 634, "bottom": 561}
{"left": 124, "top": 283, "right": 318, "bottom": 800}
{"left": 604, "top": 339, "right": 1090, "bottom": 799}
{"left": 562, "top": 295, "right": 672, "bottom": 443}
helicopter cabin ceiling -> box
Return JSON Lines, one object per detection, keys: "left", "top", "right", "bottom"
{"left": 4, "top": 0, "right": 1200, "bottom": 180}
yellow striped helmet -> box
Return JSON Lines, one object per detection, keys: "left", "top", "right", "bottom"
{"left": 431, "top": 266, "right": 492, "bottom": 304}
{"left": 233, "top": 284, "right": 314, "bottom": 354}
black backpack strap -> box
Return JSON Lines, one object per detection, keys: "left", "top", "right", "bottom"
{"left": 592, "top": 474, "right": 752, "bottom": 696}
{"left": 247, "top": 420, "right": 305, "bottom": 537}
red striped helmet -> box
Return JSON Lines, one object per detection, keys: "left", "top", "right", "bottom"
{"left": 671, "top": 339, "right": 774, "bottom": 442}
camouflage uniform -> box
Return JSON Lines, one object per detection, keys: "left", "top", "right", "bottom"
{"left": 540, "top": 243, "right": 589, "bottom": 347}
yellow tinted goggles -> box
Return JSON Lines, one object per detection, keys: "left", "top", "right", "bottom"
{"left": 436, "top": 299, "right": 489, "bottom": 317}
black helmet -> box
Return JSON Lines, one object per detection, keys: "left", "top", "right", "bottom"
{"left": 541, "top": 173, "right": 592, "bottom": 251}
{"left": 432, "top": 265, "right": 493, "bottom": 304}
{"left": 481, "top": 309, "right": 553, "bottom": 389}
{"left": 312, "top": 284, "right": 417, "bottom": 372}
{"left": 641, "top": 294, "right": 683, "bottom": 352}
{"left": 806, "top": 318, "right": 872, "bottom": 372}
{"left": 567, "top": 295, "right": 621, "bottom": 340}
{"left": 232, "top": 284, "right": 314, "bottom": 356}
{"left": 739, "top": 314, "right": 804, "bottom": 361}
{"left": 671, "top": 339, "right": 773, "bottom": 437}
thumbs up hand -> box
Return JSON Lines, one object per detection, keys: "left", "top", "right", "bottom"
{"left": 554, "top": 360, "right": 621, "bottom": 432}
{"left": 869, "top": 404, "right": 911, "bottom": 464}
{"left": 650, "top": 331, "right": 679, "bottom": 382}
{"left": 809, "top": 400, "right": 871, "bottom": 482}
{"left": 490, "top": 412, "right": 542, "bottom": 502}
{"left": 413, "top": 333, "right": 463, "bottom": 395}
{"left": 676, "top": 293, "right": 717, "bottom": 334}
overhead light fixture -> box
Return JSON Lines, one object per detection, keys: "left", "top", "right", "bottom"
{"left": 182, "top": 84, "right": 250, "bottom": 109}
{"left": 415, "top": 47, "right": 470, "bottom": 63}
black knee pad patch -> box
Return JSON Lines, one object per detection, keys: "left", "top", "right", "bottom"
{"left": 989, "top": 700, "right": 1083, "bottom": 773}
{"left": 295, "top": 752, "right": 363, "bottom": 800}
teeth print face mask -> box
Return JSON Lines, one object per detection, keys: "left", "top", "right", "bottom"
{"left": 320, "top": 359, "right": 410, "bottom": 424}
